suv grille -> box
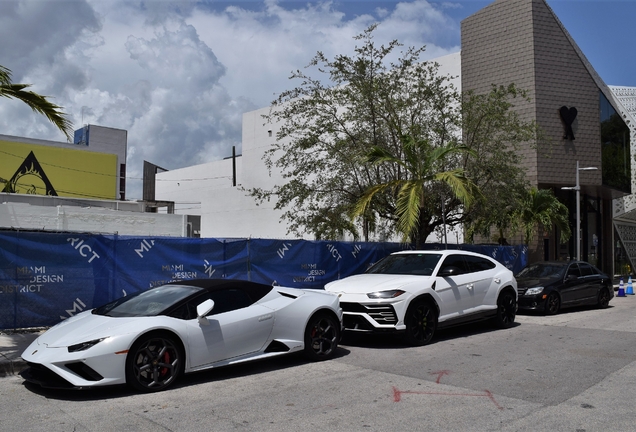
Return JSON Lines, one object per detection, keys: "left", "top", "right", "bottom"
{"left": 340, "top": 302, "right": 398, "bottom": 325}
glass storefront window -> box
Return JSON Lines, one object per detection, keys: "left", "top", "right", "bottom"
{"left": 600, "top": 92, "right": 631, "bottom": 193}
{"left": 614, "top": 227, "right": 632, "bottom": 278}
{"left": 586, "top": 200, "right": 598, "bottom": 266}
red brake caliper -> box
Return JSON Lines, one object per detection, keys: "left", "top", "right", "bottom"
{"left": 161, "top": 351, "right": 170, "bottom": 376}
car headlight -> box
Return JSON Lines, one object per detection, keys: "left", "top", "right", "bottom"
{"left": 525, "top": 287, "right": 544, "bottom": 296}
{"left": 367, "top": 290, "right": 406, "bottom": 299}
{"left": 68, "top": 338, "right": 107, "bottom": 353}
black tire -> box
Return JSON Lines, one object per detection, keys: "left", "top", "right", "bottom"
{"left": 545, "top": 292, "right": 561, "bottom": 315}
{"left": 597, "top": 287, "right": 611, "bottom": 309}
{"left": 304, "top": 312, "right": 340, "bottom": 361}
{"left": 126, "top": 333, "right": 183, "bottom": 392}
{"left": 403, "top": 300, "right": 437, "bottom": 346}
{"left": 494, "top": 289, "right": 516, "bottom": 328}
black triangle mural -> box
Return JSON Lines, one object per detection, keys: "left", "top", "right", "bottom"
{"left": 2, "top": 151, "right": 58, "bottom": 196}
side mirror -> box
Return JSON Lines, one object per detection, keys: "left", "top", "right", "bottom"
{"left": 438, "top": 266, "right": 461, "bottom": 277}
{"left": 567, "top": 274, "right": 578, "bottom": 281}
{"left": 197, "top": 299, "right": 215, "bottom": 319}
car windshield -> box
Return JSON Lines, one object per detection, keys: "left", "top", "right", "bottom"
{"left": 366, "top": 253, "right": 442, "bottom": 276}
{"left": 516, "top": 263, "right": 566, "bottom": 279}
{"left": 93, "top": 284, "right": 203, "bottom": 317}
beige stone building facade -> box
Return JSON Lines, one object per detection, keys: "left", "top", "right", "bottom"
{"left": 462, "top": 0, "right": 632, "bottom": 275}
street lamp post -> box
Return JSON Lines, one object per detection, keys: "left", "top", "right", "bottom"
{"left": 562, "top": 161, "right": 598, "bottom": 261}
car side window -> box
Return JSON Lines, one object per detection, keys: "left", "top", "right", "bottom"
{"left": 203, "top": 288, "right": 253, "bottom": 316}
{"left": 167, "top": 303, "right": 194, "bottom": 320}
{"left": 439, "top": 255, "right": 469, "bottom": 275}
{"left": 366, "top": 254, "right": 442, "bottom": 276}
{"left": 579, "top": 263, "right": 594, "bottom": 277}
{"left": 567, "top": 264, "right": 581, "bottom": 278}
{"left": 167, "top": 288, "right": 254, "bottom": 320}
{"left": 464, "top": 255, "right": 496, "bottom": 272}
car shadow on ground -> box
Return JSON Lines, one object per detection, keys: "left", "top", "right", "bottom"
{"left": 21, "top": 346, "right": 351, "bottom": 401}
{"left": 340, "top": 319, "right": 520, "bottom": 349}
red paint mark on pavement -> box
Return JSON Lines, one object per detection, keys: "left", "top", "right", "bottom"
{"left": 393, "top": 386, "right": 402, "bottom": 402}
{"left": 392, "top": 386, "right": 503, "bottom": 410}
{"left": 430, "top": 370, "right": 450, "bottom": 384}
{"left": 483, "top": 389, "right": 503, "bottom": 410}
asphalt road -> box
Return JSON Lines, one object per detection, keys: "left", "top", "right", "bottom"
{"left": 2, "top": 297, "right": 636, "bottom": 432}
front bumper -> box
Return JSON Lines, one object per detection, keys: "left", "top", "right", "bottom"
{"left": 21, "top": 338, "right": 128, "bottom": 389}
{"left": 518, "top": 294, "right": 547, "bottom": 311}
{"left": 340, "top": 301, "right": 404, "bottom": 332}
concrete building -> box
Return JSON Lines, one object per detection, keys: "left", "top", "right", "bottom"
{"left": 154, "top": 106, "right": 301, "bottom": 239}
{"left": 72, "top": 125, "right": 128, "bottom": 200}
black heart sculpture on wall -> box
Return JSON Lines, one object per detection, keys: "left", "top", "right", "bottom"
{"left": 559, "top": 106, "right": 577, "bottom": 140}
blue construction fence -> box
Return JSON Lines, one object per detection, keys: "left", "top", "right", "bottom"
{"left": 0, "top": 231, "right": 527, "bottom": 329}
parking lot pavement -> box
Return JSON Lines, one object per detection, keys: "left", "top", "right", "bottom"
{"left": 0, "top": 330, "right": 43, "bottom": 377}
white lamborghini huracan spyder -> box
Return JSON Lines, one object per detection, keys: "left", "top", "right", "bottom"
{"left": 21, "top": 279, "right": 342, "bottom": 392}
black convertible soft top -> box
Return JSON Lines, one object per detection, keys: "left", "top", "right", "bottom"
{"left": 166, "top": 279, "right": 274, "bottom": 303}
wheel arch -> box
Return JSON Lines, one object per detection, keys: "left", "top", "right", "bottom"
{"left": 307, "top": 307, "right": 341, "bottom": 328}
{"left": 129, "top": 328, "right": 187, "bottom": 366}
{"left": 499, "top": 285, "right": 517, "bottom": 298}
{"left": 407, "top": 293, "right": 440, "bottom": 317}
{"left": 545, "top": 287, "right": 561, "bottom": 300}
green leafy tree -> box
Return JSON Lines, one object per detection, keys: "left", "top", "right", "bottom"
{"left": 251, "top": 25, "right": 465, "bottom": 241}
{"left": 518, "top": 187, "right": 571, "bottom": 245}
{"left": 0, "top": 65, "right": 73, "bottom": 141}
{"left": 465, "top": 181, "right": 526, "bottom": 245}
{"left": 460, "top": 84, "right": 539, "bottom": 243}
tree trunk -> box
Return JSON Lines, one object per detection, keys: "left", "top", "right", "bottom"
{"left": 415, "top": 210, "right": 433, "bottom": 249}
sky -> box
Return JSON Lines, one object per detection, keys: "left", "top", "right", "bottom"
{"left": 1, "top": 0, "right": 634, "bottom": 200}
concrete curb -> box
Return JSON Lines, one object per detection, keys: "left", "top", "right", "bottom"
{"left": 0, "top": 331, "right": 43, "bottom": 378}
{"left": 0, "top": 356, "right": 27, "bottom": 378}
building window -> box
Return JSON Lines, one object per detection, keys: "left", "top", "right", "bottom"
{"left": 600, "top": 92, "right": 631, "bottom": 193}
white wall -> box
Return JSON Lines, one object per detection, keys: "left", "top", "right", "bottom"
{"left": 0, "top": 202, "right": 188, "bottom": 236}
{"left": 153, "top": 157, "right": 239, "bottom": 216}
{"left": 155, "top": 105, "right": 295, "bottom": 239}
{"left": 432, "top": 51, "right": 461, "bottom": 88}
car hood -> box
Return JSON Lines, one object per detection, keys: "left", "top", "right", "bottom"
{"left": 516, "top": 276, "right": 559, "bottom": 289}
{"left": 325, "top": 274, "right": 429, "bottom": 294}
{"left": 36, "top": 310, "right": 142, "bottom": 348}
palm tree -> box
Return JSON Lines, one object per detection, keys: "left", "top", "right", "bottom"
{"left": 0, "top": 65, "right": 73, "bottom": 141}
{"left": 519, "top": 187, "right": 571, "bottom": 245}
{"left": 353, "top": 135, "right": 477, "bottom": 247}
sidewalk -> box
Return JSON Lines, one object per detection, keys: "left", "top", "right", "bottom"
{"left": 0, "top": 330, "right": 43, "bottom": 377}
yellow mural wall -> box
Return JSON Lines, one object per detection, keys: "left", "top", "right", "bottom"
{"left": 0, "top": 140, "right": 117, "bottom": 199}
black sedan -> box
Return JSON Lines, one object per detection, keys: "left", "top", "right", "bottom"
{"left": 516, "top": 261, "right": 613, "bottom": 315}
